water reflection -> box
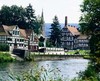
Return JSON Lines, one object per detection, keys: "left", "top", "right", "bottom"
{"left": 0, "top": 58, "right": 89, "bottom": 80}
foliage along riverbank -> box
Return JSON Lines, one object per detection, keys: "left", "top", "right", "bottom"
{"left": 0, "top": 52, "right": 15, "bottom": 62}
{"left": 5, "top": 65, "right": 66, "bottom": 81}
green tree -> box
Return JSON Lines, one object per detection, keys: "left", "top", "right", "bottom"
{"left": 0, "top": 43, "right": 9, "bottom": 51}
{"left": 46, "top": 38, "right": 53, "bottom": 47}
{"left": 26, "top": 6, "right": 44, "bottom": 35}
{"left": 80, "top": 0, "right": 100, "bottom": 54}
{"left": 0, "top": 4, "right": 42, "bottom": 35}
{"left": 0, "top": 5, "right": 26, "bottom": 27}
{"left": 34, "top": 16, "right": 43, "bottom": 35}
{"left": 25, "top": 4, "right": 36, "bottom": 29}
{"left": 79, "top": 0, "right": 100, "bottom": 78}
{"left": 38, "top": 36, "right": 45, "bottom": 47}
{"left": 50, "top": 16, "right": 61, "bottom": 47}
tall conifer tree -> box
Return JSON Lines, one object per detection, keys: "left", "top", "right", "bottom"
{"left": 50, "top": 16, "right": 61, "bottom": 47}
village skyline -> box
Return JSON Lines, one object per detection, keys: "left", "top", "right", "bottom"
{"left": 0, "top": 0, "right": 83, "bottom": 23}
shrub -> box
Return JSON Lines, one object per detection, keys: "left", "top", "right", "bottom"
{"left": 0, "top": 43, "right": 9, "bottom": 51}
{"left": 0, "top": 52, "right": 14, "bottom": 62}
{"left": 73, "top": 63, "right": 100, "bottom": 81}
{"left": 39, "top": 42, "right": 44, "bottom": 47}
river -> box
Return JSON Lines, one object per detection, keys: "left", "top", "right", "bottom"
{"left": 0, "top": 58, "right": 89, "bottom": 81}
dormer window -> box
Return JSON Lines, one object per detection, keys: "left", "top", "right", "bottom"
{"left": 13, "top": 31, "right": 19, "bottom": 35}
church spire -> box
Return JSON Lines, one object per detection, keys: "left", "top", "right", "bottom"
{"left": 41, "top": 9, "right": 45, "bottom": 36}
{"left": 40, "top": 9, "right": 46, "bottom": 47}
{"left": 41, "top": 9, "right": 44, "bottom": 25}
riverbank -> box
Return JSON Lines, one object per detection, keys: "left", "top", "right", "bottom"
{"left": 0, "top": 52, "right": 15, "bottom": 62}
{"left": 25, "top": 50, "right": 91, "bottom": 61}
{"left": 28, "top": 53, "right": 86, "bottom": 61}
{"left": 0, "top": 49, "right": 91, "bottom": 62}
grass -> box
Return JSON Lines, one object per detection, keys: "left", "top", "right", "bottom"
{"left": 65, "top": 50, "right": 90, "bottom": 55}
{"left": 0, "top": 52, "right": 15, "bottom": 62}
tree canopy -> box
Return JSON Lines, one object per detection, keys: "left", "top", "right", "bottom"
{"left": 0, "top": 4, "right": 43, "bottom": 35}
{"left": 80, "top": 0, "right": 100, "bottom": 54}
{"left": 50, "top": 16, "right": 61, "bottom": 47}
{"left": 0, "top": 5, "right": 26, "bottom": 26}
{"left": 80, "top": 0, "right": 100, "bottom": 35}
{"left": 80, "top": 0, "right": 100, "bottom": 76}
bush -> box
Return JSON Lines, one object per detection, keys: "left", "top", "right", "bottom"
{"left": 0, "top": 43, "right": 9, "bottom": 51}
{"left": 0, "top": 52, "right": 14, "bottom": 62}
{"left": 39, "top": 42, "right": 44, "bottom": 47}
{"left": 73, "top": 63, "right": 100, "bottom": 81}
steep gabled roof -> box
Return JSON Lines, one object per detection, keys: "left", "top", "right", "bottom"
{"left": 3, "top": 25, "right": 16, "bottom": 31}
{"left": 67, "top": 26, "right": 80, "bottom": 35}
{"left": 19, "top": 28, "right": 32, "bottom": 39}
{"left": 77, "top": 35, "right": 88, "bottom": 39}
{"left": 0, "top": 25, "right": 33, "bottom": 39}
{"left": 0, "top": 25, "right": 13, "bottom": 36}
{"left": 2, "top": 25, "right": 16, "bottom": 36}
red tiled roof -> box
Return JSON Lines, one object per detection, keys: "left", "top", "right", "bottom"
{"left": 67, "top": 26, "right": 80, "bottom": 35}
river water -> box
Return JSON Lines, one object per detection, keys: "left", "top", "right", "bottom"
{"left": 0, "top": 58, "right": 89, "bottom": 81}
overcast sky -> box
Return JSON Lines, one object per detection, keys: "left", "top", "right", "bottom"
{"left": 0, "top": 0, "right": 83, "bottom": 23}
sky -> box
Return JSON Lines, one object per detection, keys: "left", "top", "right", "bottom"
{"left": 0, "top": 0, "right": 83, "bottom": 23}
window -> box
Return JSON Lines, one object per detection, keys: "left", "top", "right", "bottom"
{"left": 17, "top": 39, "right": 19, "bottom": 41}
{"left": 72, "top": 37, "right": 73, "bottom": 40}
{"left": 64, "top": 37, "right": 67, "bottom": 40}
{"left": 7, "top": 38, "right": 12, "bottom": 41}
{"left": 20, "top": 39, "right": 24, "bottom": 42}
{"left": 67, "top": 33, "right": 69, "bottom": 36}
{"left": 69, "top": 37, "right": 71, "bottom": 40}
{"left": 72, "top": 42, "right": 73, "bottom": 45}
{"left": 17, "top": 31, "right": 19, "bottom": 35}
{"left": 15, "top": 31, "right": 17, "bottom": 35}
{"left": 13, "top": 31, "right": 14, "bottom": 34}
{"left": 0, "top": 36, "right": 1, "bottom": 40}
{"left": 9, "top": 44, "right": 12, "bottom": 46}
{"left": 67, "top": 37, "right": 69, "bottom": 40}
{"left": 16, "top": 26, "right": 17, "bottom": 29}
{"left": 13, "top": 31, "right": 19, "bottom": 35}
{"left": 2, "top": 36, "right": 5, "bottom": 40}
{"left": 16, "top": 31, "right": 19, "bottom": 35}
{"left": 19, "top": 44, "right": 21, "bottom": 46}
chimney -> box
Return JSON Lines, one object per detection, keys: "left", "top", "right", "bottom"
{"left": 65, "top": 16, "right": 67, "bottom": 27}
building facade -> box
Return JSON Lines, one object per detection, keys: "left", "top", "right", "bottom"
{"left": 61, "top": 16, "right": 89, "bottom": 50}
{"left": 0, "top": 25, "right": 38, "bottom": 51}
{"left": 0, "top": 25, "right": 9, "bottom": 43}
{"left": 77, "top": 35, "right": 90, "bottom": 50}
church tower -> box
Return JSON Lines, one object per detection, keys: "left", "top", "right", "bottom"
{"left": 41, "top": 9, "right": 45, "bottom": 37}
{"left": 39, "top": 10, "right": 46, "bottom": 47}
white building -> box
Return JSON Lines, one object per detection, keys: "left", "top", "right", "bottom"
{"left": 0, "top": 25, "right": 38, "bottom": 51}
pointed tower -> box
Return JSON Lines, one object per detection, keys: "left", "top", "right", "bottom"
{"left": 41, "top": 9, "right": 45, "bottom": 36}
{"left": 40, "top": 9, "right": 46, "bottom": 47}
